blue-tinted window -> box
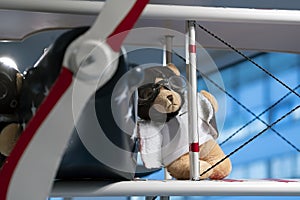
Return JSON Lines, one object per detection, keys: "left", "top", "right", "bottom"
{"left": 210, "top": 52, "right": 300, "bottom": 180}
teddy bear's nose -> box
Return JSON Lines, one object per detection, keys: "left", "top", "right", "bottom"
{"left": 167, "top": 95, "right": 173, "bottom": 102}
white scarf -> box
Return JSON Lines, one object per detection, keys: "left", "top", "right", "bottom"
{"left": 138, "top": 92, "right": 218, "bottom": 168}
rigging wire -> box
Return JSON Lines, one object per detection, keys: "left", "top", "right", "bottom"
{"left": 219, "top": 85, "right": 300, "bottom": 146}
{"left": 195, "top": 22, "right": 300, "bottom": 99}
{"left": 199, "top": 70, "right": 300, "bottom": 153}
{"left": 173, "top": 22, "right": 300, "bottom": 176}
{"left": 194, "top": 22, "right": 300, "bottom": 150}
{"left": 174, "top": 50, "right": 300, "bottom": 175}
{"left": 200, "top": 105, "right": 299, "bottom": 176}
{"left": 173, "top": 51, "right": 300, "bottom": 152}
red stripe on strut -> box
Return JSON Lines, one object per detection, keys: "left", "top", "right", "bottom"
{"left": 0, "top": 67, "right": 73, "bottom": 200}
{"left": 107, "top": 0, "right": 149, "bottom": 52}
{"left": 190, "top": 143, "right": 199, "bottom": 152}
{"left": 189, "top": 45, "right": 196, "bottom": 53}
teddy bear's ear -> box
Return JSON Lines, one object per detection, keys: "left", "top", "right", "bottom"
{"left": 167, "top": 63, "right": 180, "bottom": 76}
{"left": 16, "top": 73, "right": 23, "bottom": 94}
{"left": 200, "top": 90, "right": 218, "bottom": 112}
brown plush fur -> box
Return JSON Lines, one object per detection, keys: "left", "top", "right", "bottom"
{"left": 0, "top": 124, "right": 21, "bottom": 156}
{"left": 143, "top": 63, "right": 232, "bottom": 180}
{"left": 152, "top": 87, "right": 182, "bottom": 113}
{"left": 167, "top": 140, "right": 231, "bottom": 180}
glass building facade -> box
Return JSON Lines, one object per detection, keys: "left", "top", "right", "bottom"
{"left": 210, "top": 52, "right": 300, "bottom": 180}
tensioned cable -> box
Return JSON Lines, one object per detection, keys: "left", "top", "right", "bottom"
{"left": 199, "top": 70, "right": 300, "bottom": 153}
{"left": 195, "top": 22, "right": 300, "bottom": 99}
{"left": 220, "top": 84, "right": 300, "bottom": 147}
{"left": 194, "top": 22, "right": 300, "bottom": 149}
{"left": 173, "top": 51, "right": 300, "bottom": 152}
{"left": 200, "top": 105, "right": 299, "bottom": 177}
{"left": 174, "top": 22, "right": 300, "bottom": 176}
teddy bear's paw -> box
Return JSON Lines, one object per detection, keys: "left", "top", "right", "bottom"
{"left": 0, "top": 123, "right": 21, "bottom": 156}
{"left": 199, "top": 160, "right": 213, "bottom": 179}
{"left": 208, "top": 157, "right": 232, "bottom": 180}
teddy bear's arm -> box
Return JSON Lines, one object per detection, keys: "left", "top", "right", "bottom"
{"left": 200, "top": 90, "right": 218, "bottom": 112}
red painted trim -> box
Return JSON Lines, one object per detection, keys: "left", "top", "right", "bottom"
{"left": 106, "top": 0, "right": 149, "bottom": 52}
{"left": 0, "top": 67, "right": 73, "bottom": 200}
{"left": 189, "top": 142, "right": 199, "bottom": 152}
{"left": 263, "top": 179, "right": 298, "bottom": 183}
{"left": 189, "top": 44, "right": 196, "bottom": 53}
{"left": 222, "top": 179, "right": 244, "bottom": 182}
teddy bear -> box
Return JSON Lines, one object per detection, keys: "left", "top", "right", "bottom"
{"left": 0, "top": 60, "right": 23, "bottom": 167}
{"left": 136, "top": 63, "right": 232, "bottom": 180}
{"left": 0, "top": 27, "right": 90, "bottom": 169}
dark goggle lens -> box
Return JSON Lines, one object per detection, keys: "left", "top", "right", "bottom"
{"left": 0, "top": 82, "right": 8, "bottom": 100}
{"left": 138, "top": 84, "right": 158, "bottom": 100}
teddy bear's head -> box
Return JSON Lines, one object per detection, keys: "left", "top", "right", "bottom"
{"left": 137, "top": 63, "right": 186, "bottom": 122}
